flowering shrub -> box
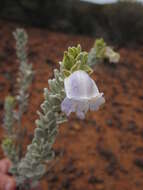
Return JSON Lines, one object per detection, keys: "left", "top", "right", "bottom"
{"left": 2, "top": 29, "right": 105, "bottom": 189}
{"left": 88, "top": 38, "right": 120, "bottom": 67}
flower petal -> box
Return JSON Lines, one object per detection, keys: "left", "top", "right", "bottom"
{"left": 76, "top": 111, "right": 85, "bottom": 120}
{"left": 64, "top": 70, "right": 99, "bottom": 100}
{"left": 75, "top": 100, "right": 89, "bottom": 113}
{"left": 89, "top": 94, "right": 105, "bottom": 111}
{"left": 61, "top": 70, "right": 105, "bottom": 119}
{"left": 61, "top": 97, "right": 75, "bottom": 116}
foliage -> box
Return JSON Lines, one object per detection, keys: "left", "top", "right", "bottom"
{"left": 60, "top": 44, "right": 93, "bottom": 77}
{"left": 14, "top": 69, "right": 65, "bottom": 187}
{"left": 102, "top": 1, "right": 143, "bottom": 45}
{"left": 1, "top": 1, "right": 143, "bottom": 45}
{"left": 2, "top": 28, "right": 102, "bottom": 190}
{"left": 88, "top": 38, "right": 120, "bottom": 67}
{"left": 0, "top": 0, "right": 72, "bottom": 27}
{"left": 13, "top": 29, "right": 34, "bottom": 117}
{"left": 15, "top": 45, "right": 94, "bottom": 187}
{"left": 2, "top": 138, "right": 18, "bottom": 164}
{"left": 3, "top": 96, "right": 15, "bottom": 135}
{"left": 2, "top": 29, "right": 34, "bottom": 189}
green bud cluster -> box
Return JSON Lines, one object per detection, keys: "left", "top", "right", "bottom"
{"left": 60, "top": 44, "right": 93, "bottom": 77}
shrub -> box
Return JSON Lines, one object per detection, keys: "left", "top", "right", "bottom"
{"left": 102, "top": 1, "right": 143, "bottom": 45}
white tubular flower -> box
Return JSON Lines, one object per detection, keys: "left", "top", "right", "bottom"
{"left": 105, "top": 47, "right": 120, "bottom": 63}
{"left": 61, "top": 70, "right": 105, "bottom": 119}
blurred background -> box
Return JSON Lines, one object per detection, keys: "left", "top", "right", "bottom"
{"left": 0, "top": 0, "right": 143, "bottom": 45}
{"left": 0, "top": 1, "right": 143, "bottom": 190}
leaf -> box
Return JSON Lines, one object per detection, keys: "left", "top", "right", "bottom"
{"left": 62, "top": 69, "right": 71, "bottom": 77}
{"left": 35, "top": 128, "right": 45, "bottom": 138}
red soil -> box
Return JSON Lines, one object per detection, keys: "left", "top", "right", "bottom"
{"left": 0, "top": 20, "right": 143, "bottom": 190}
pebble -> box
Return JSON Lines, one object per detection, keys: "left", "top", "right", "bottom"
{"left": 134, "top": 147, "right": 143, "bottom": 155}
{"left": 0, "top": 101, "right": 3, "bottom": 110}
{"left": 134, "top": 158, "right": 143, "bottom": 170}
{"left": 88, "top": 175, "right": 104, "bottom": 184}
{"left": 106, "top": 119, "right": 113, "bottom": 127}
{"left": 0, "top": 82, "right": 5, "bottom": 91}
{"left": 96, "top": 184, "right": 105, "bottom": 190}
{"left": 73, "top": 123, "right": 81, "bottom": 131}
{"left": 61, "top": 178, "right": 71, "bottom": 189}
{"left": 127, "top": 120, "right": 137, "bottom": 133}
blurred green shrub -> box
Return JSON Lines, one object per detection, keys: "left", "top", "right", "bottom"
{"left": 1, "top": 0, "right": 143, "bottom": 45}
{"left": 102, "top": 1, "right": 143, "bottom": 45}
{"left": 71, "top": 1, "right": 143, "bottom": 45}
{"left": 70, "top": 1, "right": 101, "bottom": 35}
{"left": 0, "top": 0, "right": 71, "bottom": 27}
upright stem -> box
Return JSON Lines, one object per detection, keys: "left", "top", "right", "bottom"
{"left": 17, "top": 109, "right": 23, "bottom": 159}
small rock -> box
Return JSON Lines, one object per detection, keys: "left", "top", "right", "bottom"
{"left": 62, "top": 159, "right": 76, "bottom": 173}
{"left": 96, "top": 184, "right": 105, "bottom": 190}
{"left": 112, "top": 101, "right": 120, "bottom": 107}
{"left": 0, "top": 54, "right": 7, "bottom": 62}
{"left": 3, "top": 72, "right": 12, "bottom": 80}
{"left": 61, "top": 178, "right": 71, "bottom": 189}
{"left": 28, "top": 51, "right": 37, "bottom": 59}
{"left": 138, "top": 95, "right": 143, "bottom": 100}
{"left": 112, "top": 115, "right": 122, "bottom": 129}
{"left": 135, "top": 108, "right": 142, "bottom": 113}
{"left": 75, "top": 170, "right": 84, "bottom": 178}
{"left": 73, "top": 123, "right": 81, "bottom": 131}
{"left": 134, "top": 158, "right": 143, "bottom": 170}
{"left": 97, "top": 145, "right": 116, "bottom": 162}
{"left": 0, "top": 82, "right": 5, "bottom": 91}
{"left": 106, "top": 119, "right": 113, "bottom": 127}
{"left": 127, "top": 120, "right": 137, "bottom": 133}
{"left": 45, "top": 58, "right": 56, "bottom": 67}
{"left": 134, "top": 147, "right": 143, "bottom": 155}
{"left": 54, "top": 148, "right": 65, "bottom": 157}
{"left": 4, "top": 46, "right": 14, "bottom": 57}
{"left": 47, "top": 174, "right": 58, "bottom": 182}
{"left": 88, "top": 176, "right": 104, "bottom": 184}
{"left": 0, "top": 101, "right": 3, "bottom": 110}
{"left": 118, "top": 108, "right": 123, "bottom": 114}
{"left": 106, "top": 161, "right": 118, "bottom": 176}
{"left": 97, "top": 145, "right": 119, "bottom": 176}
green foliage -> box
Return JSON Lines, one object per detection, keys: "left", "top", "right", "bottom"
{"left": 15, "top": 44, "right": 91, "bottom": 185}
{"left": 3, "top": 96, "right": 18, "bottom": 166}
{"left": 2, "top": 138, "right": 18, "bottom": 164}
{"left": 88, "top": 38, "right": 120, "bottom": 67}
{"left": 60, "top": 44, "right": 93, "bottom": 77}
{"left": 13, "top": 29, "right": 34, "bottom": 115}
{"left": 103, "top": 1, "right": 143, "bottom": 45}
{"left": 2, "top": 31, "right": 94, "bottom": 188}
{"left": 94, "top": 38, "right": 106, "bottom": 60}
{"left": 2, "top": 29, "right": 34, "bottom": 189}
{"left": 0, "top": 0, "right": 71, "bottom": 28}
{"left": 4, "top": 96, "right": 15, "bottom": 135}
{"left": 1, "top": 1, "right": 143, "bottom": 45}
{"left": 88, "top": 38, "right": 107, "bottom": 67}
{"left": 16, "top": 69, "right": 66, "bottom": 185}
{"left": 13, "top": 28, "right": 28, "bottom": 62}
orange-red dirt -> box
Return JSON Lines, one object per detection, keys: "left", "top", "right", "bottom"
{"left": 0, "top": 20, "right": 143, "bottom": 190}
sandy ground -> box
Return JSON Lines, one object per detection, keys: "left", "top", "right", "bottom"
{"left": 0, "top": 20, "right": 143, "bottom": 190}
